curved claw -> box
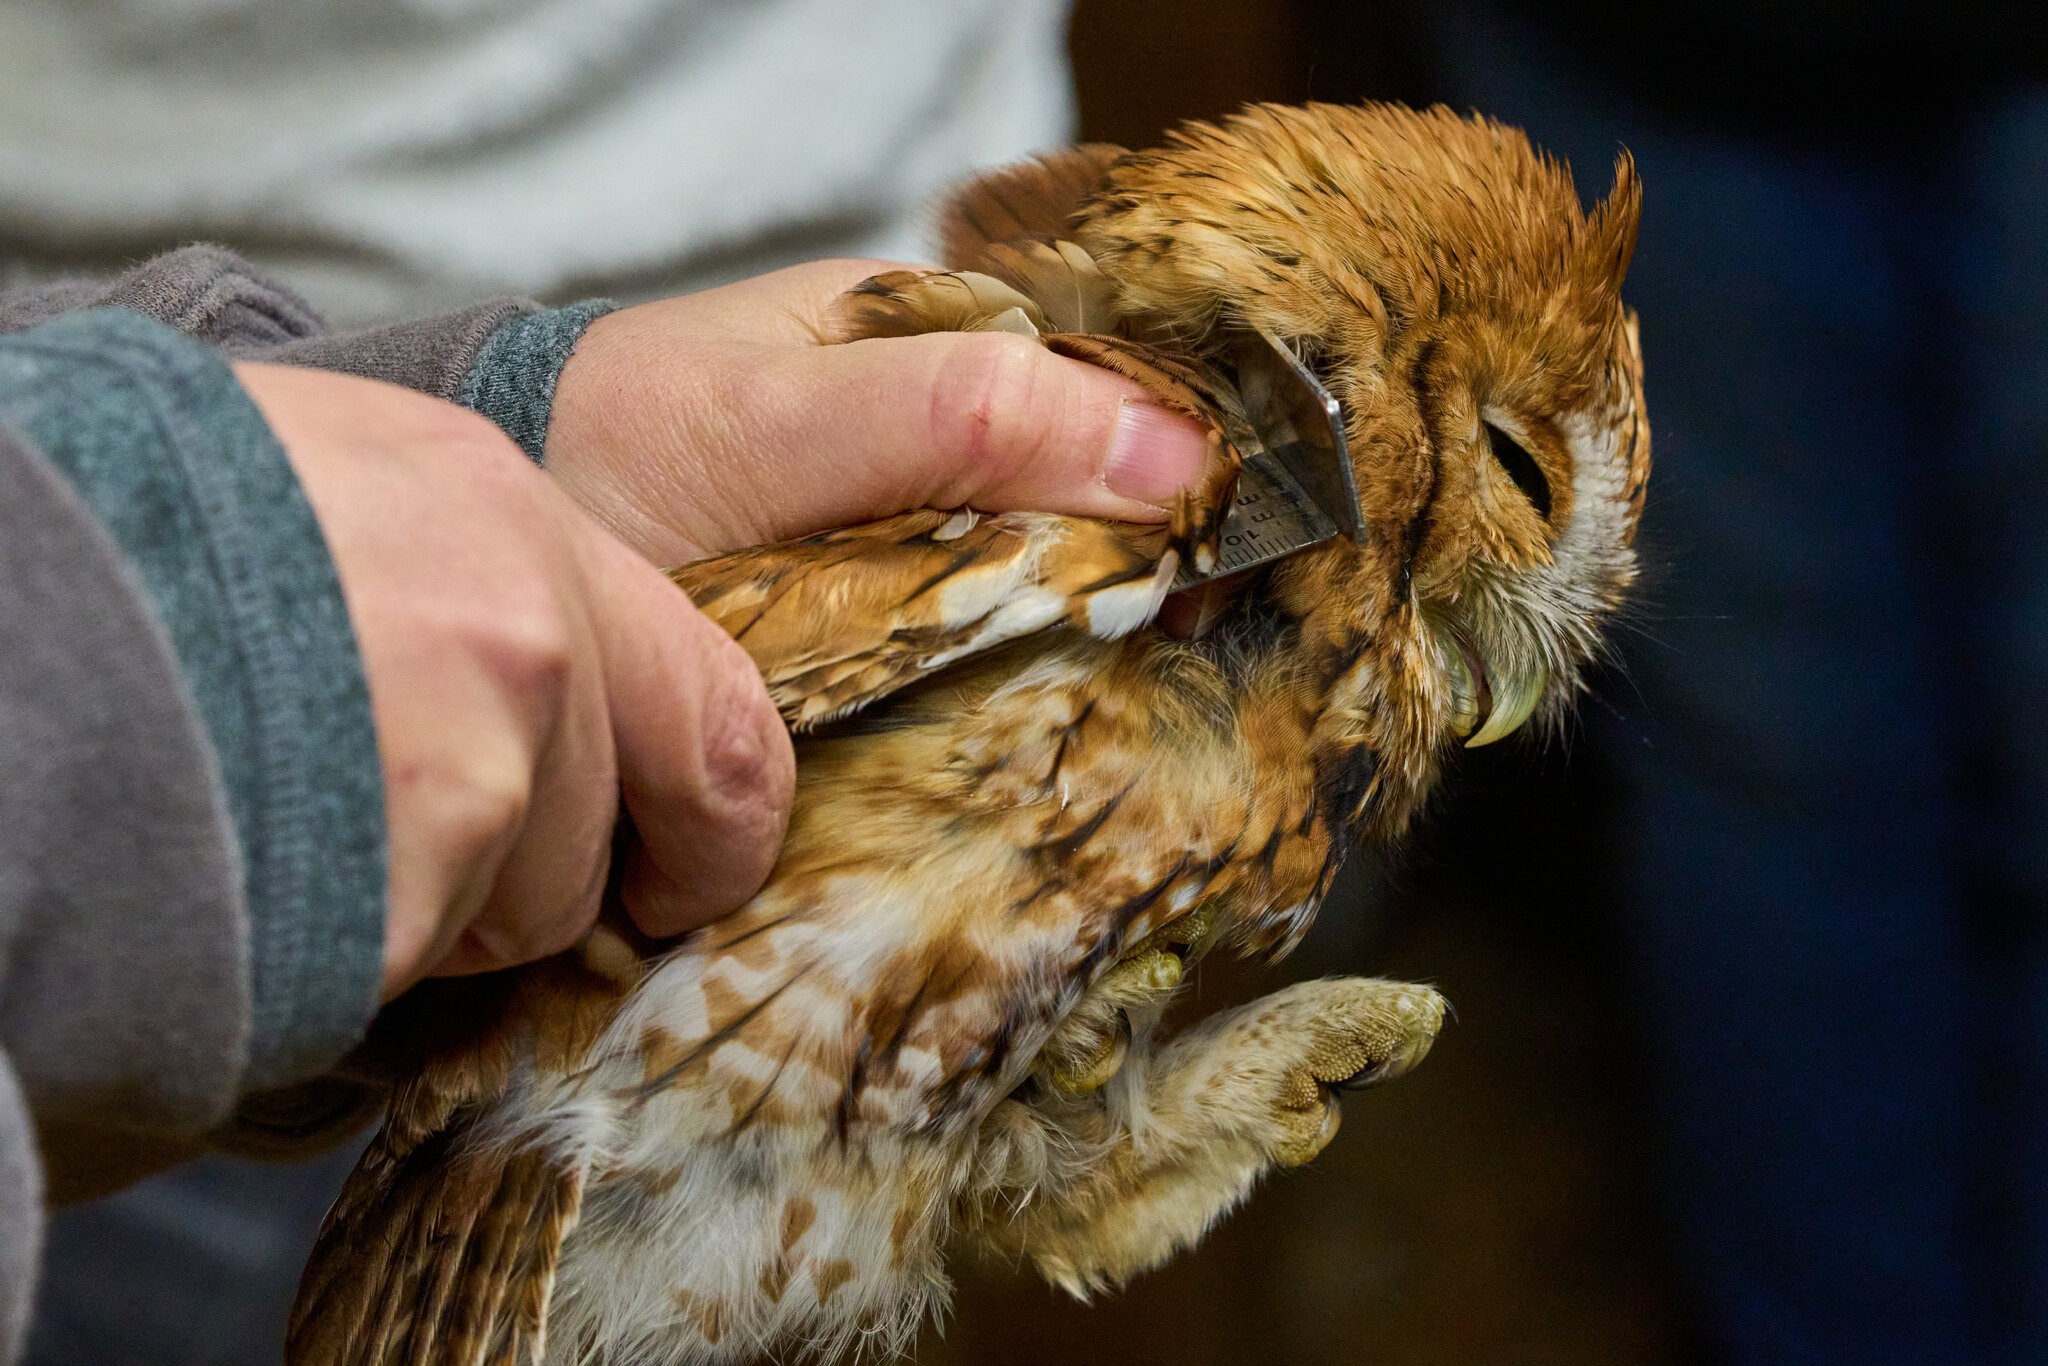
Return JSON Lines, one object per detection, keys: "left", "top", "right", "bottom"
{"left": 1045, "top": 1015, "right": 1131, "bottom": 1096}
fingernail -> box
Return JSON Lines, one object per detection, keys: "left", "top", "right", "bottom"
{"left": 1104, "top": 401, "right": 1209, "bottom": 506}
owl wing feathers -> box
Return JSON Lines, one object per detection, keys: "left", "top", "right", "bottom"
{"left": 977, "top": 238, "right": 1125, "bottom": 334}
{"left": 290, "top": 957, "right": 635, "bottom": 1366}
{"left": 671, "top": 509, "right": 1180, "bottom": 730}
{"left": 290, "top": 1115, "right": 584, "bottom": 1366}
{"left": 837, "top": 242, "right": 1126, "bottom": 342}
{"left": 935, "top": 143, "right": 1129, "bottom": 269}
{"left": 833, "top": 269, "right": 1048, "bottom": 340}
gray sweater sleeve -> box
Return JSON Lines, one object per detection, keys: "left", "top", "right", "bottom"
{"left": 0, "top": 243, "right": 615, "bottom": 449}
{"left": 0, "top": 242, "right": 617, "bottom": 452}
{"left": 0, "top": 245, "right": 616, "bottom": 1357}
{"left": 0, "top": 397, "right": 256, "bottom": 1360}
{"left": 0, "top": 309, "right": 387, "bottom": 1094}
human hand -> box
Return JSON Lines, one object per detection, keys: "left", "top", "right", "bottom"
{"left": 234, "top": 363, "right": 795, "bottom": 999}
{"left": 544, "top": 259, "right": 1214, "bottom": 565}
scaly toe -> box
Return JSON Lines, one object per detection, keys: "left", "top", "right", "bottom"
{"left": 1271, "top": 1098, "right": 1341, "bottom": 1167}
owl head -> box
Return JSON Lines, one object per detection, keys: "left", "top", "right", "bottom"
{"left": 1073, "top": 103, "right": 1649, "bottom": 833}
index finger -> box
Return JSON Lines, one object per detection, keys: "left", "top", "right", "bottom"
{"left": 584, "top": 533, "right": 796, "bottom": 936}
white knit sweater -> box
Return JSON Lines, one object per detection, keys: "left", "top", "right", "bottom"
{"left": 0, "top": 0, "right": 1075, "bottom": 324}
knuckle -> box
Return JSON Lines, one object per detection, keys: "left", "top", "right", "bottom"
{"left": 714, "top": 751, "right": 792, "bottom": 882}
{"left": 623, "top": 630, "right": 792, "bottom": 931}
{"left": 394, "top": 743, "right": 532, "bottom": 884}
{"left": 929, "top": 333, "right": 1053, "bottom": 499}
{"left": 715, "top": 751, "right": 794, "bottom": 907}
{"left": 458, "top": 752, "right": 535, "bottom": 854}
{"left": 686, "top": 635, "right": 791, "bottom": 813}
{"left": 481, "top": 589, "right": 578, "bottom": 700}
{"left": 710, "top": 635, "right": 795, "bottom": 810}
{"left": 434, "top": 532, "right": 583, "bottom": 704}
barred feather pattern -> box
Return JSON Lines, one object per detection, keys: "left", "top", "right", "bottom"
{"left": 669, "top": 509, "right": 1179, "bottom": 730}
{"left": 933, "top": 144, "right": 1130, "bottom": 270}
{"left": 291, "top": 102, "right": 1647, "bottom": 1366}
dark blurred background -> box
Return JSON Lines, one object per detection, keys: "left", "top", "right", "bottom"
{"left": 24, "top": 2, "right": 2048, "bottom": 1364}
{"left": 1000, "top": 4, "right": 2048, "bottom": 1366}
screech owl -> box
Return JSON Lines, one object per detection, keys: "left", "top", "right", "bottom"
{"left": 289, "top": 103, "right": 1648, "bottom": 1365}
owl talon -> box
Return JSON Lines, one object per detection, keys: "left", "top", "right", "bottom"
{"left": 1039, "top": 946, "right": 1189, "bottom": 1094}
{"left": 1045, "top": 1015, "right": 1131, "bottom": 1095}
{"left": 1271, "top": 1099, "right": 1342, "bottom": 1168}
{"left": 1331, "top": 1060, "right": 1395, "bottom": 1091}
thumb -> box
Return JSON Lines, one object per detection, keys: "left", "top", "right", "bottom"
{"left": 754, "top": 329, "right": 1214, "bottom": 535}
{"left": 587, "top": 535, "right": 796, "bottom": 936}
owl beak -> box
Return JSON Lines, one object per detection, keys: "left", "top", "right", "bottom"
{"left": 1466, "top": 666, "right": 1544, "bottom": 747}
{"left": 1444, "top": 639, "right": 1544, "bottom": 747}
{"left": 1445, "top": 643, "right": 1487, "bottom": 739}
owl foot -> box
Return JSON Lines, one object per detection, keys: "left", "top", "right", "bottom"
{"left": 1037, "top": 948, "right": 1180, "bottom": 1095}
{"left": 1235, "top": 977, "right": 1445, "bottom": 1167}
{"left": 1033, "top": 904, "right": 1220, "bottom": 1096}
{"left": 968, "top": 977, "right": 1445, "bottom": 1295}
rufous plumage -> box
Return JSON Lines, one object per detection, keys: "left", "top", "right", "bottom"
{"left": 288, "top": 102, "right": 1648, "bottom": 1366}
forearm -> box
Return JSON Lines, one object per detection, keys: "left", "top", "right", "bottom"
{"left": 0, "top": 309, "right": 387, "bottom": 1092}
{"left": 0, "top": 420, "right": 249, "bottom": 1160}
{"left": 0, "top": 297, "right": 425, "bottom": 1354}
{"left": 0, "top": 415, "right": 247, "bottom": 1359}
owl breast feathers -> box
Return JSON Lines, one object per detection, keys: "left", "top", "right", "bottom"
{"left": 289, "top": 102, "right": 1647, "bottom": 1365}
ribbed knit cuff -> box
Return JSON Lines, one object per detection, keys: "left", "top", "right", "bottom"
{"left": 0, "top": 308, "right": 385, "bottom": 1089}
{"left": 456, "top": 299, "right": 618, "bottom": 465}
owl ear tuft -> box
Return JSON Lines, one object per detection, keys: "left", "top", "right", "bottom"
{"left": 1583, "top": 150, "right": 1642, "bottom": 294}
